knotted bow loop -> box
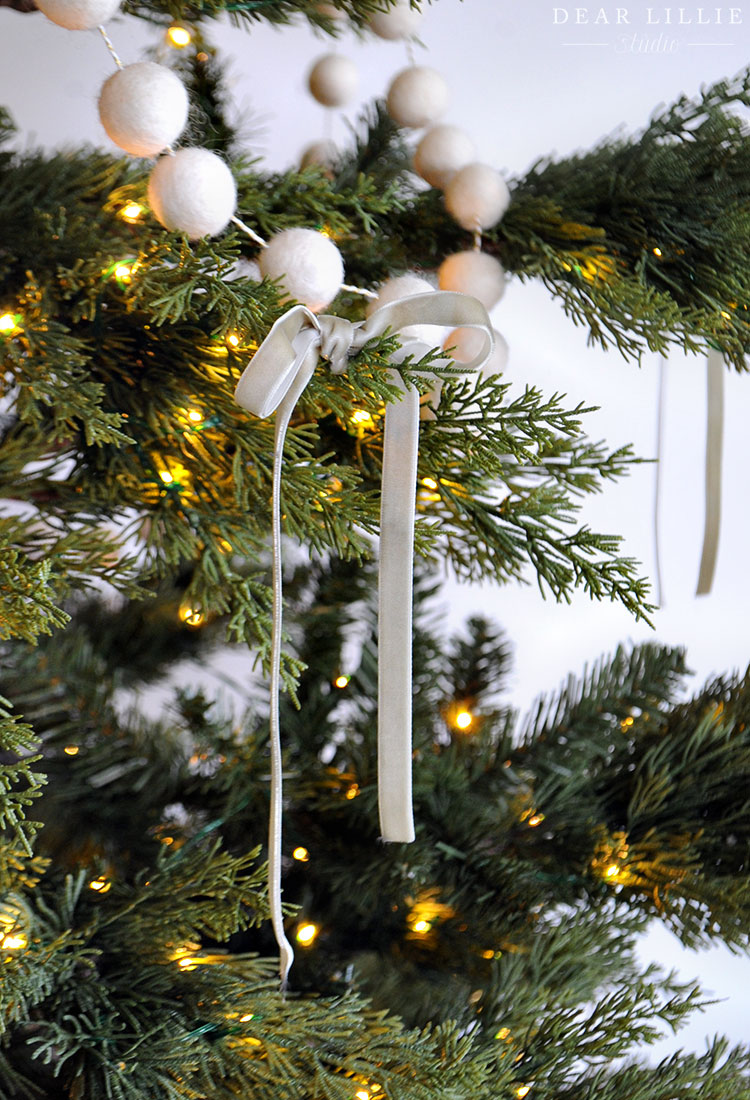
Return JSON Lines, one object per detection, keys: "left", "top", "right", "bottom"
{"left": 318, "top": 314, "right": 356, "bottom": 375}
{"left": 234, "top": 305, "right": 320, "bottom": 418}
{"left": 234, "top": 291, "right": 494, "bottom": 420}
{"left": 233, "top": 289, "right": 493, "bottom": 986}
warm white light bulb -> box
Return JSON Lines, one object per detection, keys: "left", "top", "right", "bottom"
{"left": 119, "top": 202, "right": 143, "bottom": 223}
{"left": 296, "top": 923, "right": 319, "bottom": 945}
{"left": 167, "top": 24, "right": 191, "bottom": 47}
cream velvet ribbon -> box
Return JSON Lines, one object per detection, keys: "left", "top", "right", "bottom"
{"left": 234, "top": 291, "right": 492, "bottom": 983}
{"left": 654, "top": 349, "right": 724, "bottom": 605}
{"left": 696, "top": 348, "right": 724, "bottom": 596}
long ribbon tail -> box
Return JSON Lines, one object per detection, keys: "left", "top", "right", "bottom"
{"left": 267, "top": 351, "right": 318, "bottom": 988}
{"left": 653, "top": 356, "right": 667, "bottom": 608}
{"left": 269, "top": 404, "right": 295, "bottom": 988}
{"left": 696, "top": 348, "right": 724, "bottom": 596}
{"left": 378, "top": 371, "right": 419, "bottom": 843}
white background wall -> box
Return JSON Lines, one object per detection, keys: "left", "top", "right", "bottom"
{"left": 1, "top": 0, "right": 749, "bottom": 1058}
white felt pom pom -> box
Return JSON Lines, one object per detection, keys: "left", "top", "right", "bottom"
{"left": 300, "top": 140, "right": 338, "bottom": 172}
{"left": 368, "top": 0, "right": 423, "bottom": 39}
{"left": 444, "top": 163, "right": 511, "bottom": 231}
{"left": 413, "top": 125, "right": 475, "bottom": 190}
{"left": 444, "top": 326, "right": 509, "bottom": 375}
{"left": 98, "top": 62, "right": 189, "bottom": 158}
{"left": 367, "top": 272, "right": 439, "bottom": 345}
{"left": 386, "top": 66, "right": 449, "bottom": 130}
{"left": 438, "top": 251, "right": 506, "bottom": 311}
{"left": 259, "top": 228, "right": 344, "bottom": 313}
{"left": 367, "top": 272, "right": 434, "bottom": 311}
{"left": 308, "top": 55, "right": 359, "bottom": 108}
{"left": 225, "top": 258, "right": 262, "bottom": 282}
{"left": 36, "top": 0, "right": 120, "bottom": 29}
{"left": 148, "top": 149, "right": 237, "bottom": 239}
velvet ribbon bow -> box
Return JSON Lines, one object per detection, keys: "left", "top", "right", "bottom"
{"left": 234, "top": 290, "right": 492, "bottom": 982}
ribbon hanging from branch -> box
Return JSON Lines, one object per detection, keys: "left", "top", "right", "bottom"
{"left": 234, "top": 291, "right": 492, "bottom": 984}
{"left": 696, "top": 348, "right": 725, "bottom": 596}
{"left": 653, "top": 348, "right": 725, "bottom": 606}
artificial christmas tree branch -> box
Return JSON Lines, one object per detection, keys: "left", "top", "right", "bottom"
{"left": 1, "top": 5, "right": 750, "bottom": 1094}
{"left": 3, "top": 558, "right": 750, "bottom": 1096}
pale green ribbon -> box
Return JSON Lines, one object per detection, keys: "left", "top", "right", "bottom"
{"left": 234, "top": 291, "right": 492, "bottom": 984}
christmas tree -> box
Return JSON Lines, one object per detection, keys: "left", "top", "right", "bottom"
{"left": 1, "top": 1, "right": 750, "bottom": 1097}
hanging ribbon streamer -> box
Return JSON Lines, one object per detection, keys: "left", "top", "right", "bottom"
{"left": 653, "top": 357, "right": 667, "bottom": 607}
{"left": 653, "top": 349, "right": 725, "bottom": 605}
{"left": 696, "top": 348, "right": 725, "bottom": 596}
{"left": 234, "top": 291, "right": 492, "bottom": 983}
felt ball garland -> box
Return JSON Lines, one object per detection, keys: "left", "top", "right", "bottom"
{"left": 308, "top": 53, "right": 359, "bottom": 107}
{"left": 438, "top": 251, "right": 506, "bottom": 311}
{"left": 386, "top": 65, "right": 449, "bottom": 129}
{"left": 368, "top": 0, "right": 423, "bottom": 40}
{"left": 35, "top": 0, "right": 121, "bottom": 30}
{"left": 299, "top": 139, "right": 338, "bottom": 172}
{"left": 38, "top": 5, "right": 352, "bottom": 305}
{"left": 414, "top": 124, "right": 476, "bottom": 190}
{"left": 444, "top": 162, "right": 511, "bottom": 232}
{"left": 98, "top": 61, "right": 189, "bottom": 157}
{"left": 352, "top": 6, "right": 512, "bottom": 325}
{"left": 367, "top": 272, "right": 439, "bottom": 344}
{"left": 444, "top": 326, "right": 509, "bottom": 375}
{"left": 259, "top": 228, "right": 345, "bottom": 314}
{"left": 148, "top": 148, "right": 237, "bottom": 240}
{"left": 36, "top": 0, "right": 244, "bottom": 242}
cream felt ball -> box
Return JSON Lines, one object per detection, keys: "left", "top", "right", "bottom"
{"left": 443, "top": 326, "right": 509, "bottom": 375}
{"left": 367, "top": 272, "right": 440, "bottom": 345}
{"left": 386, "top": 66, "right": 449, "bottom": 130}
{"left": 148, "top": 149, "right": 237, "bottom": 239}
{"left": 36, "top": 0, "right": 121, "bottom": 29}
{"left": 259, "top": 228, "right": 344, "bottom": 313}
{"left": 98, "top": 62, "right": 189, "bottom": 158}
{"left": 438, "top": 251, "right": 506, "bottom": 311}
{"left": 308, "top": 55, "right": 359, "bottom": 108}
{"left": 368, "top": 0, "right": 423, "bottom": 39}
{"left": 413, "top": 125, "right": 475, "bottom": 190}
{"left": 300, "top": 140, "right": 338, "bottom": 171}
{"left": 225, "top": 258, "right": 262, "bottom": 282}
{"left": 444, "top": 163, "right": 511, "bottom": 231}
